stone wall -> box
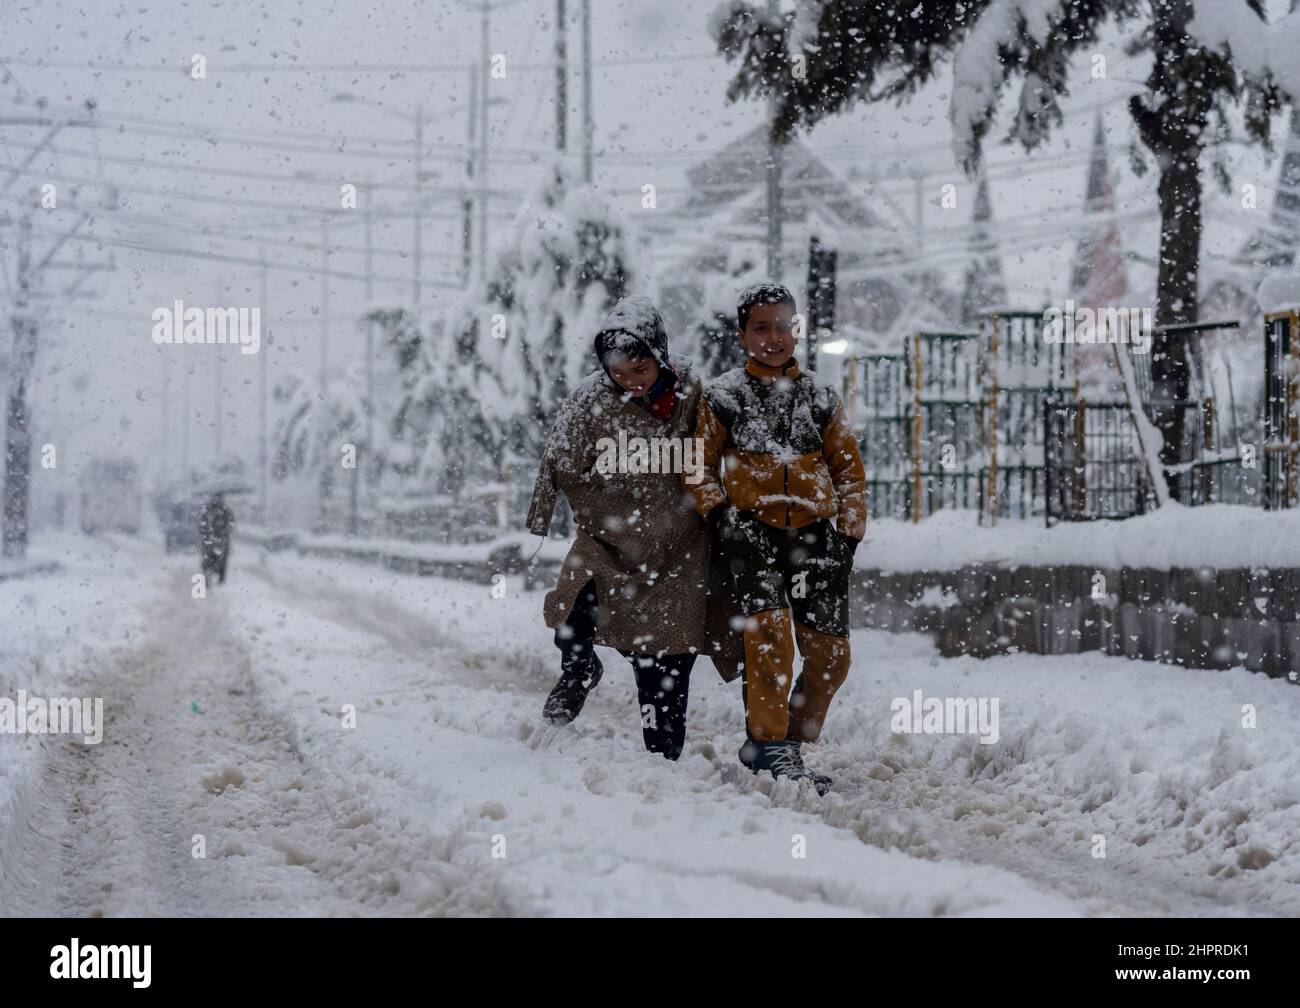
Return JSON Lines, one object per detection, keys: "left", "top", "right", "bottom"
{"left": 853, "top": 564, "right": 1300, "bottom": 681}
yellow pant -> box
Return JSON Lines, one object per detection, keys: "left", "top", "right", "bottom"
{"left": 742, "top": 609, "right": 850, "bottom": 743}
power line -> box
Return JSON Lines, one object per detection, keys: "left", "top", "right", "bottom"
{"left": 57, "top": 307, "right": 390, "bottom": 328}
{"left": 0, "top": 100, "right": 565, "bottom": 161}
{"left": 0, "top": 51, "right": 718, "bottom": 74}
{"left": 0, "top": 132, "right": 523, "bottom": 197}
{"left": 0, "top": 199, "right": 468, "bottom": 263}
{"left": 0, "top": 162, "right": 519, "bottom": 218}
{"left": 24, "top": 222, "right": 466, "bottom": 286}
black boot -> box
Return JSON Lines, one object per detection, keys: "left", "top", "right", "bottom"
{"left": 543, "top": 653, "right": 603, "bottom": 724}
{"left": 547, "top": 580, "right": 602, "bottom": 724}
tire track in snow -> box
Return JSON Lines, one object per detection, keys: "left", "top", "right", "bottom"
{"left": 7, "top": 540, "right": 524, "bottom": 916}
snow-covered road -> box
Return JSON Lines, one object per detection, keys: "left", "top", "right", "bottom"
{"left": 3, "top": 533, "right": 1298, "bottom": 916}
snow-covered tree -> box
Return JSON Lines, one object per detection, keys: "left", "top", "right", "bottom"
{"left": 669, "top": 252, "right": 765, "bottom": 378}
{"left": 458, "top": 156, "right": 638, "bottom": 465}
{"left": 712, "top": 0, "right": 1298, "bottom": 497}
{"left": 270, "top": 370, "right": 366, "bottom": 527}
{"left": 361, "top": 308, "right": 427, "bottom": 486}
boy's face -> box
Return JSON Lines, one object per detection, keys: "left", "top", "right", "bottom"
{"left": 739, "top": 302, "right": 796, "bottom": 368}
{"left": 607, "top": 354, "right": 661, "bottom": 396}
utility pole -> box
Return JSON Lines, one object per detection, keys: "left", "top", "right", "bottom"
{"left": 320, "top": 217, "right": 330, "bottom": 391}
{"left": 465, "top": 66, "right": 478, "bottom": 285}
{"left": 160, "top": 346, "right": 169, "bottom": 485}
{"left": 555, "top": 0, "right": 567, "bottom": 152}
{"left": 213, "top": 276, "right": 223, "bottom": 461}
{"left": 765, "top": 2, "right": 783, "bottom": 281}
{"left": 478, "top": 1, "right": 491, "bottom": 281}
{"left": 2, "top": 216, "right": 35, "bottom": 559}
{"left": 1, "top": 172, "right": 108, "bottom": 558}
{"left": 258, "top": 248, "right": 268, "bottom": 524}
{"left": 363, "top": 179, "right": 375, "bottom": 505}
{"left": 581, "top": 0, "right": 593, "bottom": 183}
{"left": 912, "top": 169, "right": 925, "bottom": 252}
{"left": 181, "top": 357, "right": 192, "bottom": 490}
{"left": 413, "top": 101, "right": 423, "bottom": 324}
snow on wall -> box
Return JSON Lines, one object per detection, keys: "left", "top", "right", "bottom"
{"left": 861, "top": 506, "right": 1300, "bottom": 573}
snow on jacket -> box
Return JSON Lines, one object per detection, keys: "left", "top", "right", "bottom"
{"left": 689, "top": 357, "right": 867, "bottom": 540}
{"left": 526, "top": 301, "right": 743, "bottom": 671}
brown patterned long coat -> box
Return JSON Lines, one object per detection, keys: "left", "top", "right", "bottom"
{"left": 527, "top": 355, "right": 742, "bottom": 676}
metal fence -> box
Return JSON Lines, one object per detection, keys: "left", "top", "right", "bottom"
{"left": 1043, "top": 400, "right": 1151, "bottom": 524}
{"left": 1263, "top": 310, "right": 1299, "bottom": 510}
{"left": 849, "top": 312, "right": 1276, "bottom": 525}
{"left": 980, "top": 311, "right": 1076, "bottom": 522}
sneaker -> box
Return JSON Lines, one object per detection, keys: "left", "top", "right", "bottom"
{"left": 738, "top": 740, "right": 820, "bottom": 790}
{"left": 785, "top": 741, "right": 832, "bottom": 796}
{"left": 542, "top": 654, "right": 604, "bottom": 724}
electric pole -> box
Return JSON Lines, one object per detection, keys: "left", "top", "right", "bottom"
{"left": 465, "top": 67, "right": 478, "bottom": 285}
{"left": 160, "top": 345, "right": 169, "bottom": 486}
{"left": 0, "top": 141, "right": 109, "bottom": 558}
{"left": 213, "top": 276, "right": 223, "bottom": 461}
{"left": 765, "top": 0, "right": 783, "bottom": 281}
{"left": 555, "top": 0, "right": 567, "bottom": 152}
{"left": 582, "top": 0, "right": 593, "bottom": 183}
{"left": 258, "top": 247, "right": 268, "bottom": 523}
{"left": 182, "top": 357, "right": 192, "bottom": 490}
{"left": 414, "top": 101, "right": 424, "bottom": 324}
{"left": 363, "top": 179, "right": 375, "bottom": 512}
{"left": 320, "top": 217, "right": 330, "bottom": 391}
{"left": 2, "top": 216, "right": 35, "bottom": 559}
{"left": 478, "top": 1, "right": 491, "bottom": 281}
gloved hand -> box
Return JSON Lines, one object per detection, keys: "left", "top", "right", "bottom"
{"left": 833, "top": 528, "right": 860, "bottom": 560}
{"left": 708, "top": 504, "right": 735, "bottom": 537}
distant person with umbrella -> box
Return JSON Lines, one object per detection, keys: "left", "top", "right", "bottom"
{"left": 199, "top": 492, "right": 234, "bottom": 586}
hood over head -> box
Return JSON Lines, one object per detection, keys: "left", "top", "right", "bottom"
{"left": 593, "top": 295, "right": 671, "bottom": 374}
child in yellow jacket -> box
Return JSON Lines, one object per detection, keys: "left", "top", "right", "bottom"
{"left": 688, "top": 283, "right": 866, "bottom": 793}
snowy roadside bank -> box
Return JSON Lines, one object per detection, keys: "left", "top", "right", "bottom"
{"left": 0, "top": 536, "right": 146, "bottom": 912}
{"left": 862, "top": 506, "right": 1300, "bottom": 573}
{"left": 244, "top": 504, "right": 1300, "bottom": 580}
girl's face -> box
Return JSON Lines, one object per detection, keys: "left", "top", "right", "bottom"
{"left": 608, "top": 354, "right": 660, "bottom": 396}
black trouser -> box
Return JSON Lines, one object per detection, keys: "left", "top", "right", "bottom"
{"left": 719, "top": 512, "right": 853, "bottom": 636}
{"left": 202, "top": 551, "right": 228, "bottom": 585}
{"left": 555, "top": 579, "right": 696, "bottom": 760}
{"left": 554, "top": 580, "right": 599, "bottom": 673}
{"left": 629, "top": 651, "right": 695, "bottom": 761}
